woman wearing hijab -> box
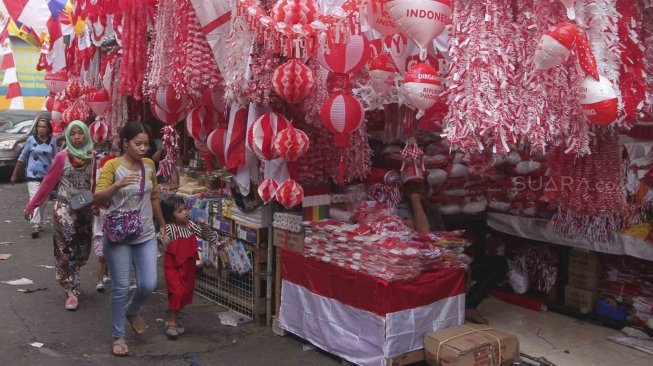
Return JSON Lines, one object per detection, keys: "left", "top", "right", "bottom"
{"left": 25, "top": 121, "right": 95, "bottom": 311}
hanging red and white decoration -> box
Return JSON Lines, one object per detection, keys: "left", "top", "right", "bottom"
{"left": 44, "top": 70, "right": 68, "bottom": 94}
{"left": 272, "top": 59, "right": 316, "bottom": 104}
{"left": 559, "top": 0, "right": 576, "bottom": 20}
{"left": 317, "top": 32, "right": 371, "bottom": 75}
{"left": 89, "top": 120, "right": 110, "bottom": 145}
{"left": 66, "top": 78, "right": 86, "bottom": 100}
{"left": 154, "top": 85, "right": 191, "bottom": 116}
{"left": 534, "top": 22, "right": 578, "bottom": 71}
{"left": 51, "top": 100, "right": 68, "bottom": 124}
{"left": 368, "top": 54, "right": 398, "bottom": 95}
{"left": 320, "top": 93, "right": 365, "bottom": 148}
{"left": 207, "top": 126, "right": 228, "bottom": 167}
{"left": 270, "top": 0, "right": 320, "bottom": 25}
{"left": 258, "top": 178, "right": 279, "bottom": 204}
{"left": 276, "top": 179, "right": 304, "bottom": 209}
{"left": 362, "top": 0, "right": 401, "bottom": 38}
{"left": 274, "top": 124, "right": 310, "bottom": 162}
{"left": 579, "top": 75, "right": 619, "bottom": 126}
{"left": 62, "top": 103, "right": 88, "bottom": 124}
{"left": 87, "top": 88, "right": 111, "bottom": 115}
{"left": 402, "top": 62, "right": 442, "bottom": 118}
{"left": 247, "top": 112, "right": 290, "bottom": 161}
{"left": 151, "top": 104, "right": 184, "bottom": 125}
{"left": 186, "top": 105, "right": 224, "bottom": 142}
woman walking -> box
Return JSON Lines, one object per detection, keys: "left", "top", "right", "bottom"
{"left": 24, "top": 120, "right": 95, "bottom": 310}
{"left": 12, "top": 113, "right": 58, "bottom": 238}
{"left": 94, "top": 122, "right": 168, "bottom": 357}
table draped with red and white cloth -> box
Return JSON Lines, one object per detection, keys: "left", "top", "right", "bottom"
{"left": 279, "top": 249, "right": 465, "bottom": 366}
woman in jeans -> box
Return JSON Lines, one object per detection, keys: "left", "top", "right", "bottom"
{"left": 94, "top": 122, "right": 168, "bottom": 357}
{"left": 12, "top": 113, "right": 58, "bottom": 237}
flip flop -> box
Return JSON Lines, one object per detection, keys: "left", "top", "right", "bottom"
{"left": 165, "top": 325, "right": 178, "bottom": 340}
{"left": 112, "top": 338, "right": 129, "bottom": 357}
{"left": 126, "top": 314, "right": 146, "bottom": 335}
{"left": 65, "top": 295, "right": 78, "bottom": 311}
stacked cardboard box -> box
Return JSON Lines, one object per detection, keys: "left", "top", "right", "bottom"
{"left": 565, "top": 249, "right": 601, "bottom": 311}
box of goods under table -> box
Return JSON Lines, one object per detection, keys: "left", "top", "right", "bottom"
{"left": 278, "top": 249, "right": 466, "bottom": 366}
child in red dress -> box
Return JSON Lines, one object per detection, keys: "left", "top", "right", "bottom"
{"left": 160, "top": 196, "right": 218, "bottom": 339}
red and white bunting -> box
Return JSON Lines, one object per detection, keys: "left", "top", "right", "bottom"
{"left": 0, "top": 16, "right": 24, "bottom": 109}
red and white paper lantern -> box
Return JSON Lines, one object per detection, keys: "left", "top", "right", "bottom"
{"left": 207, "top": 126, "right": 228, "bottom": 167}
{"left": 369, "top": 54, "right": 398, "bottom": 94}
{"left": 317, "top": 33, "right": 371, "bottom": 75}
{"left": 186, "top": 105, "right": 224, "bottom": 142}
{"left": 89, "top": 120, "right": 110, "bottom": 144}
{"left": 320, "top": 93, "right": 364, "bottom": 147}
{"left": 44, "top": 70, "right": 68, "bottom": 94}
{"left": 274, "top": 124, "right": 310, "bottom": 162}
{"left": 201, "top": 87, "right": 225, "bottom": 113}
{"left": 534, "top": 22, "right": 577, "bottom": 71}
{"left": 62, "top": 103, "right": 88, "bottom": 124}
{"left": 276, "top": 179, "right": 304, "bottom": 209}
{"left": 154, "top": 85, "right": 191, "bottom": 116}
{"left": 247, "top": 112, "right": 290, "bottom": 161}
{"left": 579, "top": 75, "right": 619, "bottom": 126}
{"left": 272, "top": 59, "right": 315, "bottom": 104}
{"left": 402, "top": 63, "right": 442, "bottom": 117}
{"left": 271, "top": 0, "right": 319, "bottom": 25}
{"left": 66, "top": 79, "right": 86, "bottom": 100}
{"left": 88, "top": 88, "right": 111, "bottom": 115}
{"left": 387, "top": 0, "right": 452, "bottom": 60}
{"left": 258, "top": 178, "right": 279, "bottom": 204}
{"left": 151, "top": 104, "right": 183, "bottom": 125}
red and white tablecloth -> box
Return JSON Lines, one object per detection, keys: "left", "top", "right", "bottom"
{"left": 279, "top": 249, "right": 465, "bottom": 366}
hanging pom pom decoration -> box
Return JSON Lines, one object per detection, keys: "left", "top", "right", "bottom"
{"left": 270, "top": 0, "right": 320, "bottom": 25}
{"left": 44, "top": 70, "right": 68, "bottom": 94}
{"left": 362, "top": 0, "right": 401, "bottom": 38}
{"left": 247, "top": 112, "right": 290, "bottom": 161}
{"left": 402, "top": 62, "right": 442, "bottom": 120}
{"left": 207, "top": 126, "right": 228, "bottom": 167}
{"left": 66, "top": 79, "right": 86, "bottom": 100}
{"left": 154, "top": 85, "right": 191, "bottom": 116}
{"left": 274, "top": 125, "right": 310, "bottom": 162}
{"left": 369, "top": 54, "right": 398, "bottom": 95}
{"left": 320, "top": 93, "right": 365, "bottom": 148}
{"left": 559, "top": 0, "right": 576, "bottom": 20}
{"left": 258, "top": 178, "right": 279, "bottom": 204}
{"left": 272, "top": 59, "right": 316, "bottom": 104}
{"left": 89, "top": 120, "right": 110, "bottom": 145}
{"left": 276, "top": 179, "right": 305, "bottom": 209}
{"left": 62, "top": 103, "right": 88, "bottom": 124}
{"left": 574, "top": 30, "right": 600, "bottom": 81}
{"left": 186, "top": 105, "right": 224, "bottom": 143}
{"left": 579, "top": 75, "right": 619, "bottom": 126}
{"left": 87, "top": 89, "right": 111, "bottom": 115}
{"left": 534, "top": 22, "right": 578, "bottom": 71}
{"left": 386, "top": 0, "right": 452, "bottom": 60}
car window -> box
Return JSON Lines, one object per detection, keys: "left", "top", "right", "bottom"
{"left": 5, "top": 120, "right": 34, "bottom": 134}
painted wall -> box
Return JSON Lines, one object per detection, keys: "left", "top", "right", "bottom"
{"left": 0, "top": 37, "right": 47, "bottom": 110}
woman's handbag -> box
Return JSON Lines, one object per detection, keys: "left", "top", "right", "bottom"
{"left": 69, "top": 156, "right": 96, "bottom": 211}
{"left": 104, "top": 162, "right": 146, "bottom": 243}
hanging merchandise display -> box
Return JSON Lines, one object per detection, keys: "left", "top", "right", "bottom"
{"left": 559, "top": 0, "right": 577, "bottom": 20}
{"left": 258, "top": 178, "right": 280, "bottom": 204}
{"left": 87, "top": 88, "right": 111, "bottom": 115}
{"left": 368, "top": 54, "right": 398, "bottom": 95}
{"left": 89, "top": 120, "right": 110, "bottom": 145}
{"left": 402, "top": 62, "right": 442, "bottom": 120}
{"left": 317, "top": 32, "right": 371, "bottom": 75}
{"left": 207, "top": 126, "right": 228, "bottom": 167}
{"left": 361, "top": 0, "right": 400, "bottom": 38}
{"left": 186, "top": 105, "right": 224, "bottom": 143}
{"left": 274, "top": 125, "right": 310, "bottom": 163}
{"left": 44, "top": 70, "right": 69, "bottom": 94}
{"left": 276, "top": 178, "right": 304, "bottom": 209}
{"left": 272, "top": 59, "right": 316, "bottom": 104}
{"left": 247, "top": 112, "right": 290, "bottom": 161}
{"left": 533, "top": 22, "right": 578, "bottom": 71}
{"left": 320, "top": 93, "right": 365, "bottom": 148}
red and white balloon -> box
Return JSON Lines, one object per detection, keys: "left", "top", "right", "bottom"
{"left": 276, "top": 179, "right": 304, "bottom": 209}
{"left": 320, "top": 93, "right": 365, "bottom": 147}
{"left": 87, "top": 89, "right": 111, "bottom": 115}
{"left": 89, "top": 120, "right": 110, "bottom": 145}
{"left": 44, "top": 70, "right": 68, "bottom": 94}
{"left": 258, "top": 178, "right": 279, "bottom": 204}
{"left": 51, "top": 100, "right": 68, "bottom": 124}
{"left": 362, "top": 0, "right": 400, "bottom": 38}
{"left": 317, "top": 32, "right": 371, "bottom": 75}
{"left": 579, "top": 75, "right": 619, "bottom": 126}
{"left": 272, "top": 59, "right": 315, "bottom": 104}
{"left": 402, "top": 63, "right": 442, "bottom": 117}
{"left": 247, "top": 112, "right": 289, "bottom": 161}
{"left": 387, "top": 0, "right": 452, "bottom": 60}
{"left": 368, "top": 54, "right": 398, "bottom": 94}
{"left": 274, "top": 125, "right": 310, "bottom": 162}
{"left": 534, "top": 22, "right": 577, "bottom": 71}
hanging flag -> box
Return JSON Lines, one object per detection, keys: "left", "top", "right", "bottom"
{"left": 190, "top": 0, "right": 231, "bottom": 73}
{"left": 224, "top": 103, "right": 249, "bottom": 172}
{"left": 46, "top": 16, "right": 64, "bottom": 71}
{"left": 0, "top": 13, "right": 24, "bottom": 109}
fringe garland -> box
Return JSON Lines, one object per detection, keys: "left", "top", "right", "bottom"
{"left": 145, "top": 0, "right": 176, "bottom": 96}
{"left": 641, "top": 1, "right": 653, "bottom": 119}
{"left": 118, "top": 0, "right": 148, "bottom": 100}
{"left": 616, "top": 0, "right": 646, "bottom": 125}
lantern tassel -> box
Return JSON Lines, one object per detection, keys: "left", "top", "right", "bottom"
{"left": 338, "top": 153, "right": 345, "bottom": 186}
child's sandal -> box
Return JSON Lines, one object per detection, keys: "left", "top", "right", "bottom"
{"left": 165, "top": 325, "right": 178, "bottom": 339}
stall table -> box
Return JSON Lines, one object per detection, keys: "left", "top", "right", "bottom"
{"left": 278, "top": 249, "right": 465, "bottom": 366}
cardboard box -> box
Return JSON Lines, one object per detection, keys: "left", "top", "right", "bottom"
{"left": 567, "top": 267, "right": 601, "bottom": 291}
{"left": 212, "top": 215, "right": 234, "bottom": 235}
{"left": 568, "top": 249, "right": 600, "bottom": 271}
{"left": 564, "top": 285, "right": 597, "bottom": 311}
{"left": 235, "top": 221, "right": 268, "bottom": 245}
{"left": 273, "top": 229, "right": 305, "bottom": 253}
{"left": 424, "top": 324, "right": 519, "bottom": 366}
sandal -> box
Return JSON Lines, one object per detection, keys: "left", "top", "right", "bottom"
{"left": 165, "top": 325, "right": 179, "bottom": 339}
{"left": 126, "top": 314, "right": 146, "bottom": 335}
{"left": 112, "top": 338, "right": 129, "bottom": 357}
{"left": 96, "top": 283, "right": 105, "bottom": 292}
{"left": 65, "top": 295, "right": 78, "bottom": 311}
{"left": 31, "top": 227, "right": 39, "bottom": 239}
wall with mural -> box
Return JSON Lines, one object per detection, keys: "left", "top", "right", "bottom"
{"left": 0, "top": 37, "right": 47, "bottom": 110}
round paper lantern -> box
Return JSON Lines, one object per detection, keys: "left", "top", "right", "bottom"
{"left": 186, "top": 105, "right": 223, "bottom": 142}
{"left": 402, "top": 63, "right": 442, "bottom": 118}
{"left": 559, "top": 0, "right": 576, "bottom": 20}
{"left": 89, "top": 120, "right": 110, "bottom": 144}
{"left": 258, "top": 178, "right": 279, "bottom": 204}
{"left": 271, "top": 0, "right": 319, "bottom": 25}
{"left": 63, "top": 103, "right": 88, "bottom": 124}
{"left": 66, "top": 79, "right": 86, "bottom": 100}
{"left": 580, "top": 75, "right": 619, "bottom": 126}
{"left": 154, "top": 85, "right": 191, "bottom": 115}
{"left": 274, "top": 125, "right": 310, "bottom": 162}
{"left": 320, "top": 93, "right": 364, "bottom": 147}
{"left": 88, "top": 88, "right": 111, "bottom": 115}
{"left": 363, "top": 0, "right": 401, "bottom": 37}
{"left": 194, "top": 139, "right": 209, "bottom": 152}
{"left": 387, "top": 0, "right": 452, "bottom": 60}
{"left": 272, "top": 59, "right": 315, "bottom": 104}
{"left": 44, "top": 70, "right": 68, "bottom": 94}
{"left": 317, "top": 32, "right": 370, "bottom": 75}
{"left": 51, "top": 100, "right": 69, "bottom": 124}
{"left": 151, "top": 104, "right": 183, "bottom": 125}
{"left": 369, "top": 54, "right": 398, "bottom": 94}
{"left": 247, "top": 112, "right": 290, "bottom": 161}
{"left": 534, "top": 22, "right": 577, "bottom": 71}
{"left": 201, "top": 87, "right": 225, "bottom": 113}
{"left": 276, "top": 179, "right": 304, "bottom": 209}
{"left": 207, "top": 126, "right": 228, "bottom": 167}
{"left": 45, "top": 94, "right": 55, "bottom": 112}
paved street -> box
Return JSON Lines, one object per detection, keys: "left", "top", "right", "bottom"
{"left": 0, "top": 179, "right": 339, "bottom": 366}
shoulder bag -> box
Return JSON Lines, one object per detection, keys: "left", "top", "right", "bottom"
{"left": 104, "top": 161, "right": 146, "bottom": 243}
{"left": 69, "top": 155, "right": 96, "bottom": 211}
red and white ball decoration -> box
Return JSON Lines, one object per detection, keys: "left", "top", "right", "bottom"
{"left": 87, "top": 89, "right": 111, "bottom": 115}
{"left": 247, "top": 112, "right": 289, "bottom": 161}
{"left": 186, "top": 105, "right": 224, "bottom": 142}
{"left": 272, "top": 59, "right": 316, "bottom": 104}
{"left": 534, "top": 22, "right": 578, "bottom": 71}
{"left": 258, "top": 178, "right": 279, "bottom": 204}
{"left": 270, "top": 0, "right": 320, "bottom": 25}
{"left": 362, "top": 0, "right": 401, "bottom": 38}
{"left": 276, "top": 178, "right": 304, "bottom": 209}
{"left": 151, "top": 104, "right": 184, "bottom": 125}
{"left": 63, "top": 103, "right": 87, "bottom": 124}
{"left": 154, "top": 85, "right": 191, "bottom": 117}
{"left": 274, "top": 124, "right": 310, "bottom": 162}
{"left": 387, "top": 0, "right": 452, "bottom": 60}
{"left": 207, "top": 126, "right": 228, "bottom": 167}
{"left": 579, "top": 75, "right": 619, "bottom": 126}
{"left": 402, "top": 62, "right": 442, "bottom": 118}
{"left": 44, "top": 70, "right": 68, "bottom": 94}
{"left": 368, "top": 54, "right": 398, "bottom": 95}
{"left": 89, "top": 120, "right": 110, "bottom": 145}
{"left": 51, "top": 100, "right": 68, "bottom": 124}
{"left": 317, "top": 32, "right": 371, "bottom": 75}
{"left": 320, "top": 93, "right": 365, "bottom": 148}
{"left": 66, "top": 79, "right": 86, "bottom": 100}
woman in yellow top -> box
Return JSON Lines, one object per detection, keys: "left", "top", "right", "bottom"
{"left": 94, "top": 122, "right": 169, "bottom": 357}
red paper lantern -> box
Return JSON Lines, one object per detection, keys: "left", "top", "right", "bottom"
{"left": 66, "top": 79, "right": 86, "bottom": 100}
{"left": 276, "top": 179, "right": 304, "bottom": 209}
{"left": 87, "top": 88, "right": 111, "bottom": 115}
{"left": 89, "top": 120, "right": 110, "bottom": 144}
{"left": 186, "top": 105, "right": 223, "bottom": 142}
{"left": 258, "top": 178, "right": 279, "bottom": 204}
{"left": 247, "top": 112, "right": 290, "bottom": 161}
{"left": 272, "top": 59, "right": 315, "bottom": 104}
{"left": 207, "top": 126, "right": 228, "bottom": 167}
{"left": 63, "top": 103, "right": 88, "bottom": 124}
{"left": 154, "top": 85, "right": 191, "bottom": 115}
{"left": 317, "top": 32, "right": 371, "bottom": 74}
{"left": 51, "top": 100, "right": 69, "bottom": 124}
{"left": 271, "top": 0, "right": 319, "bottom": 25}
{"left": 580, "top": 75, "right": 619, "bottom": 126}
{"left": 151, "top": 104, "right": 183, "bottom": 125}
{"left": 44, "top": 70, "right": 68, "bottom": 94}
{"left": 320, "top": 93, "right": 364, "bottom": 147}
{"left": 274, "top": 125, "right": 310, "bottom": 162}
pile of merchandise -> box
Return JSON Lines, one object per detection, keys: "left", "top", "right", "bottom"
{"left": 599, "top": 256, "right": 653, "bottom": 327}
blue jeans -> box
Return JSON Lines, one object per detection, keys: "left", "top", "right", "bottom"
{"left": 104, "top": 236, "right": 158, "bottom": 338}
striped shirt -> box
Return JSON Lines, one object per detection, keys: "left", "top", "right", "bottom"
{"left": 165, "top": 221, "right": 218, "bottom": 243}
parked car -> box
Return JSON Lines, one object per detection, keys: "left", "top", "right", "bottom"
{"left": 0, "top": 110, "right": 46, "bottom": 174}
